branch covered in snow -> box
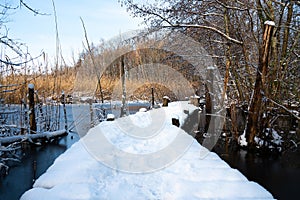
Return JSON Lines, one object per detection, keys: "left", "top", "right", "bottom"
{"left": 162, "top": 24, "right": 243, "bottom": 45}
{"left": 0, "top": 130, "right": 67, "bottom": 145}
{"left": 267, "top": 97, "right": 300, "bottom": 121}
{"left": 121, "top": 0, "right": 243, "bottom": 45}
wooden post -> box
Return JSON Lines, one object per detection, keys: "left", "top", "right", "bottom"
{"left": 198, "top": 108, "right": 206, "bottom": 133}
{"left": 172, "top": 117, "right": 180, "bottom": 127}
{"left": 151, "top": 87, "right": 155, "bottom": 107}
{"left": 89, "top": 99, "right": 94, "bottom": 128}
{"left": 190, "top": 96, "right": 200, "bottom": 107}
{"left": 162, "top": 96, "right": 170, "bottom": 107}
{"left": 107, "top": 114, "right": 115, "bottom": 121}
{"left": 20, "top": 99, "right": 26, "bottom": 135}
{"left": 245, "top": 21, "right": 275, "bottom": 148}
{"left": 61, "top": 91, "right": 68, "bottom": 130}
{"left": 33, "top": 160, "right": 37, "bottom": 183}
{"left": 28, "top": 84, "right": 37, "bottom": 133}
{"left": 120, "top": 55, "right": 127, "bottom": 117}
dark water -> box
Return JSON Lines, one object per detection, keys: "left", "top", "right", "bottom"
{"left": 213, "top": 145, "right": 300, "bottom": 200}
{"left": 0, "top": 132, "right": 80, "bottom": 200}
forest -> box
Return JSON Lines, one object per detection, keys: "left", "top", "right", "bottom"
{"left": 117, "top": 0, "right": 300, "bottom": 152}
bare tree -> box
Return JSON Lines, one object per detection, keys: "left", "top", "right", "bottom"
{"left": 119, "top": 0, "right": 300, "bottom": 150}
{"left": 0, "top": 1, "right": 47, "bottom": 66}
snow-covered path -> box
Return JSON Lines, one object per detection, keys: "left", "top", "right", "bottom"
{"left": 21, "top": 102, "right": 273, "bottom": 200}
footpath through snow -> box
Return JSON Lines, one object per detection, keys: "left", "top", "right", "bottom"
{"left": 21, "top": 102, "right": 273, "bottom": 200}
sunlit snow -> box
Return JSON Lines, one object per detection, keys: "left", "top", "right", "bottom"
{"left": 21, "top": 102, "right": 273, "bottom": 200}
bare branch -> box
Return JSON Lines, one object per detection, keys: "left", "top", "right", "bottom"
{"left": 267, "top": 97, "right": 300, "bottom": 121}
{"left": 0, "top": 3, "right": 18, "bottom": 10}
{"left": 0, "top": 36, "right": 25, "bottom": 57}
{"left": 0, "top": 52, "right": 44, "bottom": 66}
{"left": 130, "top": 2, "right": 173, "bottom": 26}
{"left": 270, "top": 0, "right": 287, "bottom": 6}
{"left": 122, "top": 1, "right": 243, "bottom": 44}
{"left": 163, "top": 24, "right": 243, "bottom": 45}
{"left": 215, "top": 0, "right": 248, "bottom": 11}
{"left": 200, "top": 12, "right": 223, "bottom": 17}
{"left": 20, "top": 0, "right": 49, "bottom": 16}
{"left": 80, "top": 17, "right": 104, "bottom": 103}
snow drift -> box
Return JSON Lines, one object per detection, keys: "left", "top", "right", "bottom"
{"left": 21, "top": 102, "right": 273, "bottom": 200}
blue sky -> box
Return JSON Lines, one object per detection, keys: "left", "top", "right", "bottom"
{"left": 7, "top": 0, "right": 144, "bottom": 65}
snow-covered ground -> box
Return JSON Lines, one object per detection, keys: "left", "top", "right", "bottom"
{"left": 21, "top": 102, "right": 273, "bottom": 200}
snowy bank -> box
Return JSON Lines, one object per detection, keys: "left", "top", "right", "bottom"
{"left": 21, "top": 102, "right": 273, "bottom": 200}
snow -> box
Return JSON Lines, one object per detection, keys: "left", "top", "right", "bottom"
{"left": 254, "top": 128, "right": 283, "bottom": 151}
{"left": 190, "top": 95, "right": 200, "bottom": 98}
{"left": 28, "top": 83, "right": 34, "bottom": 89}
{"left": 270, "top": 129, "right": 283, "bottom": 145}
{"left": 106, "top": 114, "right": 115, "bottom": 120}
{"left": 139, "top": 107, "right": 147, "bottom": 112}
{"left": 264, "top": 21, "right": 275, "bottom": 26}
{"left": 292, "top": 110, "right": 299, "bottom": 116}
{"left": 207, "top": 66, "right": 216, "bottom": 70}
{"left": 238, "top": 131, "right": 248, "bottom": 147}
{"left": 0, "top": 129, "right": 67, "bottom": 145}
{"left": 21, "top": 102, "right": 273, "bottom": 200}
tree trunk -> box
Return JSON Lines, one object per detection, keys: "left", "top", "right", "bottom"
{"left": 221, "top": 7, "right": 232, "bottom": 105}
{"left": 204, "top": 67, "right": 214, "bottom": 133}
{"left": 245, "top": 21, "right": 275, "bottom": 149}
{"left": 230, "top": 103, "right": 239, "bottom": 140}
{"left": 274, "top": 2, "right": 293, "bottom": 98}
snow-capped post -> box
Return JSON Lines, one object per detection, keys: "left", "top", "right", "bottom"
{"left": 198, "top": 107, "right": 206, "bottom": 133}
{"left": 244, "top": 21, "right": 275, "bottom": 149}
{"left": 107, "top": 114, "right": 115, "bottom": 121}
{"left": 28, "top": 84, "right": 36, "bottom": 134}
{"left": 162, "top": 96, "right": 170, "bottom": 107}
{"left": 61, "top": 91, "right": 68, "bottom": 130}
{"left": 190, "top": 95, "right": 200, "bottom": 107}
